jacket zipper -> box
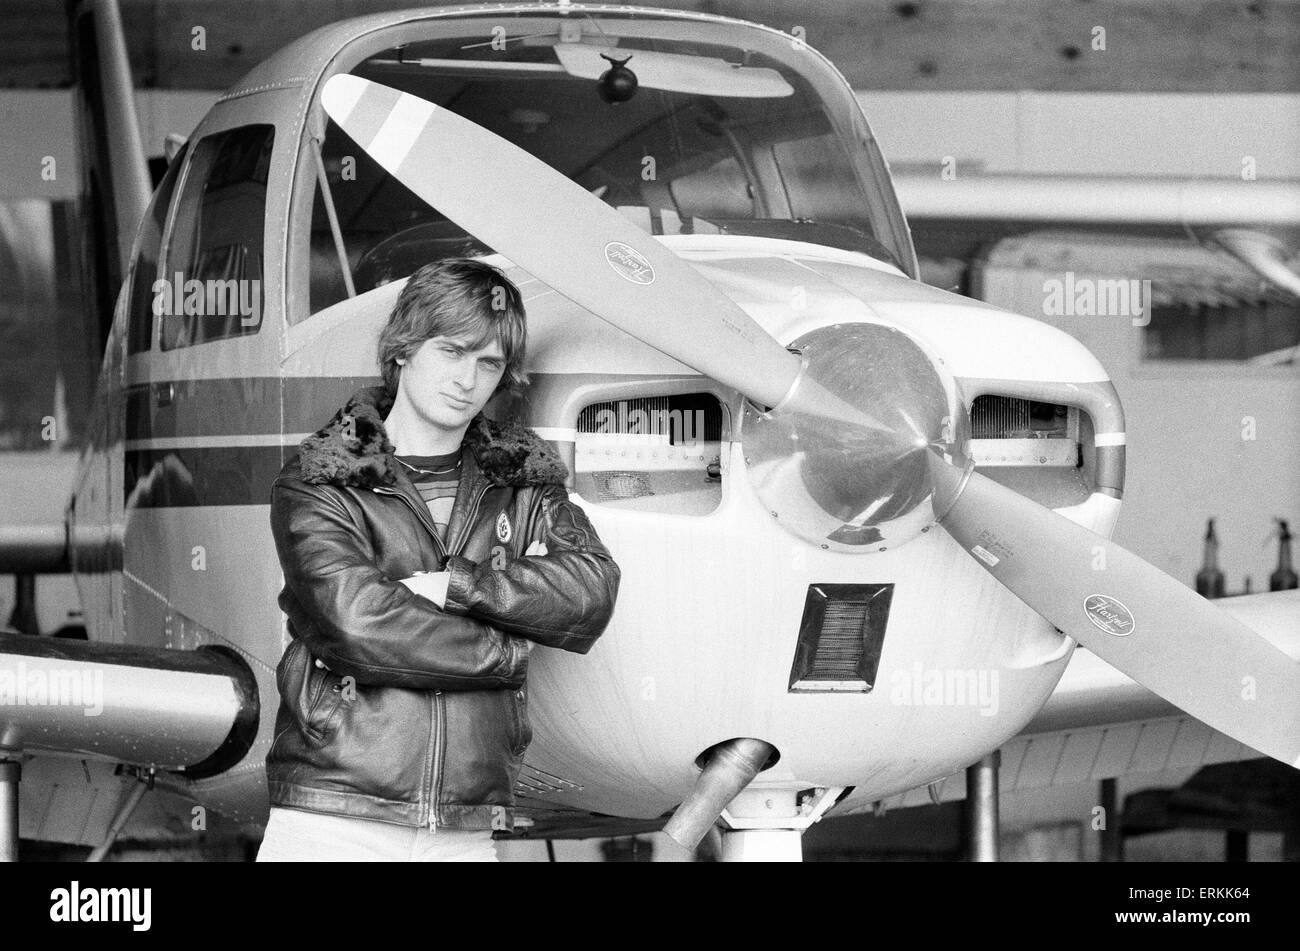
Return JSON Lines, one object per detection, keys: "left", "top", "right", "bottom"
{"left": 430, "top": 690, "right": 446, "bottom": 831}
{"left": 371, "top": 484, "right": 447, "bottom": 831}
{"left": 427, "top": 690, "right": 442, "bottom": 831}
{"left": 373, "top": 482, "right": 492, "bottom": 564}
{"left": 372, "top": 480, "right": 488, "bottom": 831}
{"left": 372, "top": 485, "right": 447, "bottom": 561}
{"left": 430, "top": 488, "right": 485, "bottom": 829}
{"left": 449, "top": 485, "right": 491, "bottom": 557}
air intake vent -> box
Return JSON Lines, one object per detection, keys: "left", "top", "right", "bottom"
{"left": 789, "top": 584, "right": 894, "bottom": 693}
{"left": 970, "top": 396, "right": 1069, "bottom": 439}
{"left": 577, "top": 393, "right": 722, "bottom": 444}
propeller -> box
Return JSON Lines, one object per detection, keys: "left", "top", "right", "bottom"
{"left": 931, "top": 458, "right": 1300, "bottom": 767}
{"left": 322, "top": 73, "right": 1300, "bottom": 768}
{"left": 320, "top": 74, "right": 882, "bottom": 431}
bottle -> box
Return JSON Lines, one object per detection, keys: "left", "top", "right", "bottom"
{"left": 1270, "top": 519, "right": 1298, "bottom": 591}
{"left": 1195, "top": 518, "right": 1225, "bottom": 599}
{"left": 53, "top": 608, "right": 87, "bottom": 640}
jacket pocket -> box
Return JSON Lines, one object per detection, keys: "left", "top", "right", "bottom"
{"left": 283, "top": 636, "right": 345, "bottom": 743}
{"left": 304, "top": 664, "right": 346, "bottom": 742}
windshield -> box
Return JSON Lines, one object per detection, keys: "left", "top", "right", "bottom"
{"left": 300, "top": 20, "right": 911, "bottom": 317}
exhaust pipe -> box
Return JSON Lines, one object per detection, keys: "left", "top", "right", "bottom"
{"left": 663, "top": 737, "right": 777, "bottom": 853}
{"left": 0, "top": 633, "right": 258, "bottom": 778}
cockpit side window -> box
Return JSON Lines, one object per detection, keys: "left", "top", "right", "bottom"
{"left": 159, "top": 124, "right": 273, "bottom": 350}
{"left": 305, "top": 124, "right": 491, "bottom": 315}
{"left": 126, "top": 146, "right": 186, "bottom": 354}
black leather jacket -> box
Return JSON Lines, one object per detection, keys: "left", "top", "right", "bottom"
{"left": 267, "top": 386, "right": 619, "bottom": 831}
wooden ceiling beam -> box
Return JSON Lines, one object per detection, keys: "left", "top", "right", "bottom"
{"left": 1, "top": 0, "right": 1297, "bottom": 92}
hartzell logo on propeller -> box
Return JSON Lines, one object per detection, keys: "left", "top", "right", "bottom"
{"left": 603, "top": 241, "right": 656, "bottom": 285}
{"left": 1083, "top": 594, "right": 1136, "bottom": 636}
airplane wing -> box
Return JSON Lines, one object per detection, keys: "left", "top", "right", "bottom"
{"left": 832, "top": 589, "right": 1300, "bottom": 815}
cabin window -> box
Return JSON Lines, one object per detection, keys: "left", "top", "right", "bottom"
{"left": 159, "top": 124, "right": 273, "bottom": 350}
{"left": 126, "top": 146, "right": 186, "bottom": 354}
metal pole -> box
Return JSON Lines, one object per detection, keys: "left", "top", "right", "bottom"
{"left": 0, "top": 759, "right": 19, "bottom": 862}
{"left": 8, "top": 574, "right": 38, "bottom": 636}
{"left": 93, "top": 0, "right": 152, "bottom": 273}
{"left": 1225, "top": 829, "right": 1248, "bottom": 863}
{"left": 1284, "top": 799, "right": 1300, "bottom": 863}
{"left": 87, "top": 774, "right": 151, "bottom": 863}
{"left": 1100, "top": 777, "right": 1122, "bottom": 862}
{"left": 966, "top": 751, "right": 1000, "bottom": 862}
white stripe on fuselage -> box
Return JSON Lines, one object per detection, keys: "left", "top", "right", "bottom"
{"left": 124, "top": 434, "right": 314, "bottom": 450}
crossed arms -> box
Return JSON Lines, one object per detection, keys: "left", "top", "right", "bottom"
{"left": 270, "top": 479, "right": 620, "bottom": 692}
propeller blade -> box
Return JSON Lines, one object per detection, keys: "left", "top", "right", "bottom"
{"left": 320, "top": 74, "right": 878, "bottom": 429}
{"left": 933, "top": 460, "right": 1300, "bottom": 767}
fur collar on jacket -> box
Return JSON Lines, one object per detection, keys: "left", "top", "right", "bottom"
{"left": 296, "top": 385, "right": 569, "bottom": 489}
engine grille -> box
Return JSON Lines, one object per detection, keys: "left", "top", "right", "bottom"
{"left": 576, "top": 393, "right": 722, "bottom": 443}
{"left": 789, "top": 583, "right": 894, "bottom": 693}
{"left": 970, "top": 395, "right": 1069, "bottom": 439}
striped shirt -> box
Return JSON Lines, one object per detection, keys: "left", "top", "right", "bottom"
{"left": 394, "top": 450, "right": 462, "bottom": 544}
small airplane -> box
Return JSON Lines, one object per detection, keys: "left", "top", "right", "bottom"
{"left": 1, "top": 0, "right": 1297, "bottom": 862}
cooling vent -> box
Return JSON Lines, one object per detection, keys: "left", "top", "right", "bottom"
{"left": 970, "top": 396, "right": 1069, "bottom": 439}
{"left": 576, "top": 393, "right": 722, "bottom": 443}
{"left": 968, "top": 396, "right": 1079, "bottom": 467}
{"left": 789, "top": 584, "right": 894, "bottom": 693}
{"left": 589, "top": 470, "right": 655, "bottom": 501}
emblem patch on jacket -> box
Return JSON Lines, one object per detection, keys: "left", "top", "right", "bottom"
{"left": 496, "top": 511, "right": 512, "bottom": 543}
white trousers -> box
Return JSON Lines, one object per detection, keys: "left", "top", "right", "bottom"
{"left": 255, "top": 806, "right": 499, "bottom": 862}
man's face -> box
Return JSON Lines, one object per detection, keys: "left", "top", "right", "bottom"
{"left": 397, "top": 333, "right": 507, "bottom": 434}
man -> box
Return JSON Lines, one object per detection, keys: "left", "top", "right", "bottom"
{"left": 258, "top": 259, "right": 620, "bottom": 861}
